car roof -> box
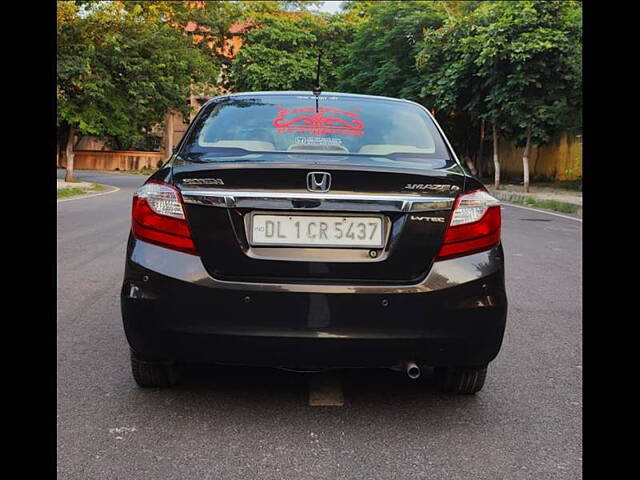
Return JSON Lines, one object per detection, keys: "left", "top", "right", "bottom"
{"left": 209, "top": 91, "right": 420, "bottom": 106}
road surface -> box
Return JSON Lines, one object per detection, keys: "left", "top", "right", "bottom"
{"left": 57, "top": 169, "right": 582, "bottom": 479}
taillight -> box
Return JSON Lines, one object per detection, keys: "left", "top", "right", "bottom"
{"left": 436, "top": 189, "right": 501, "bottom": 260}
{"left": 131, "top": 181, "right": 198, "bottom": 255}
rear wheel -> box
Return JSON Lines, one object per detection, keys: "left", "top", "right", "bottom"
{"left": 130, "top": 350, "right": 179, "bottom": 388}
{"left": 434, "top": 365, "right": 487, "bottom": 394}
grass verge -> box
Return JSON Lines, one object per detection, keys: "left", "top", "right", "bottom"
{"left": 513, "top": 197, "right": 579, "bottom": 214}
{"left": 57, "top": 188, "right": 88, "bottom": 199}
{"left": 531, "top": 179, "right": 582, "bottom": 192}
{"left": 118, "top": 167, "right": 157, "bottom": 176}
{"left": 57, "top": 183, "right": 108, "bottom": 199}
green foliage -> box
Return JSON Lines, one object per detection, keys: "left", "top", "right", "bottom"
{"left": 417, "top": 5, "right": 481, "bottom": 114}
{"left": 57, "top": 0, "right": 582, "bottom": 163}
{"left": 472, "top": 1, "right": 581, "bottom": 145}
{"left": 57, "top": 1, "right": 218, "bottom": 148}
{"left": 415, "top": 4, "right": 486, "bottom": 157}
{"left": 161, "top": 0, "right": 244, "bottom": 92}
{"left": 337, "top": 1, "right": 445, "bottom": 101}
{"left": 230, "top": 11, "right": 351, "bottom": 91}
{"left": 418, "top": 1, "right": 582, "bottom": 146}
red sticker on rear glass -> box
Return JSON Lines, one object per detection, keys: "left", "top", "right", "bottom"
{"left": 273, "top": 106, "right": 364, "bottom": 136}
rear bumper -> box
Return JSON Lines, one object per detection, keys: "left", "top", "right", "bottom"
{"left": 121, "top": 239, "right": 507, "bottom": 368}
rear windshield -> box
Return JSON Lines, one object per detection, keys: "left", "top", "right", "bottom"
{"left": 178, "top": 94, "right": 452, "bottom": 164}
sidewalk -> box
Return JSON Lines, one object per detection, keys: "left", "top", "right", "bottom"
{"left": 486, "top": 183, "right": 582, "bottom": 217}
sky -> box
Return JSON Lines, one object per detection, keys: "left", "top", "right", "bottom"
{"left": 315, "top": 1, "right": 344, "bottom": 14}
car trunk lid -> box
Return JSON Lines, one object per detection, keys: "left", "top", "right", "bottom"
{"left": 174, "top": 156, "right": 465, "bottom": 284}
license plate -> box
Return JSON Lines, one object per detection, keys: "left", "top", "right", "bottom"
{"left": 249, "top": 214, "right": 385, "bottom": 248}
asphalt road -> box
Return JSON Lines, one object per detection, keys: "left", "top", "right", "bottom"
{"left": 57, "top": 169, "right": 582, "bottom": 479}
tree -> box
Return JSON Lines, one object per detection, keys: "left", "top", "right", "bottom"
{"left": 160, "top": 0, "right": 245, "bottom": 92}
{"left": 417, "top": 1, "right": 582, "bottom": 189}
{"left": 337, "top": 1, "right": 445, "bottom": 102}
{"left": 57, "top": 1, "right": 217, "bottom": 181}
{"left": 229, "top": 10, "right": 351, "bottom": 92}
{"left": 463, "top": 1, "right": 582, "bottom": 191}
{"left": 416, "top": 3, "right": 501, "bottom": 184}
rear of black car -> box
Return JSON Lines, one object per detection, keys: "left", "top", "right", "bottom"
{"left": 121, "top": 92, "right": 507, "bottom": 394}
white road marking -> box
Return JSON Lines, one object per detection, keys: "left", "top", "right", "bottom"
{"left": 308, "top": 371, "right": 344, "bottom": 407}
{"left": 108, "top": 426, "right": 136, "bottom": 441}
{"left": 502, "top": 202, "right": 582, "bottom": 222}
{"left": 57, "top": 185, "right": 120, "bottom": 203}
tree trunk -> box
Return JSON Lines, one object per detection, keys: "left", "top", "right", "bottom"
{"left": 64, "top": 124, "right": 76, "bottom": 182}
{"left": 56, "top": 137, "right": 60, "bottom": 168}
{"left": 165, "top": 110, "right": 174, "bottom": 157}
{"left": 522, "top": 123, "right": 532, "bottom": 193}
{"left": 60, "top": 142, "right": 67, "bottom": 168}
{"left": 492, "top": 120, "right": 500, "bottom": 189}
{"left": 463, "top": 156, "right": 477, "bottom": 176}
{"left": 478, "top": 119, "right": 485, "bottom": 178}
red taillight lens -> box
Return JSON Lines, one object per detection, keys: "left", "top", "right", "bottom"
{"left": 436, "top": 189, "right": 501, "bottom": 260}
{"left": 131, "top": 181, "right": 198, "bottom": 255}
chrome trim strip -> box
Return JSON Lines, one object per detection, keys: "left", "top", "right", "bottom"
{"left": 181, "top": 189, "right": 454, "bottom": 212}
{"left": 181, "top": 189, "right": 451, "bottom": 202}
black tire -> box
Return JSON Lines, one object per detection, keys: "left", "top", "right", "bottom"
{"left": 130, "top": 350, "right": 179, "bottom": 388}
{"left": 435, "top": 365, "right": 487, "bottom": 394}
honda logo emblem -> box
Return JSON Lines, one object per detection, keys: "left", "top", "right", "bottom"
{"left": 306, "top": 172, "right": 331, "bottom": 192}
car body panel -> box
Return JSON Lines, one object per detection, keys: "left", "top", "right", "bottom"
{"left": 120, "top": 91, "right": 508, "bottom": 371}
{"left": 122, "top": 238, "right": 506, "bottom": 368}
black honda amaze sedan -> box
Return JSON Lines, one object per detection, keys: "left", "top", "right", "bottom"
{"left": 121, "top": 91, "right": 507, "bottom": 394}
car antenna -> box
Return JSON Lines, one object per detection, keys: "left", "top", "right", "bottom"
{"left": 312, "top": 50, "right": 322, "bottom": 112}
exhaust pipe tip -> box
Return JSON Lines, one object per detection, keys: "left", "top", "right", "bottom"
{"left": 405, "top": 361, "right": 421, "bottom": 380}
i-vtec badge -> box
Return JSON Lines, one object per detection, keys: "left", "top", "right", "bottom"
{"left": 182, "top": 178, "right": 224, "bottom": 186}
{"left": 404, "top": 184, "right": 460, "bottom": 192}
{"left": 411, "top": 215, "right": 445, "bottom": 223}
